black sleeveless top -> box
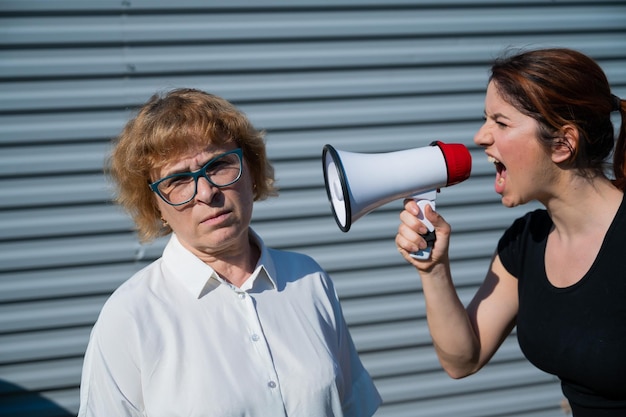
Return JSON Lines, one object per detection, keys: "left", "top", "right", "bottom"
{"left": 497, "top": 196, "right": 626, "bottom": 416}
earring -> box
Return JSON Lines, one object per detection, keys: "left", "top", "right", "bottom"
{"left": 161, "top": 218, "right": 169, "bottom": 227}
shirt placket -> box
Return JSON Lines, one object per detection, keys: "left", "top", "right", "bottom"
{"left": 235, "top": 288, "right": 288, "bottom": 416}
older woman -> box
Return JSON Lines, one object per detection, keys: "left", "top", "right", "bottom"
{"left": 78, "top": 88, "right": 381, "bottom": 417}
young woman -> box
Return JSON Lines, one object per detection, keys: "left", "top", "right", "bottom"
{"left": 395, "top": 48, "right": 625, "bottom": 416}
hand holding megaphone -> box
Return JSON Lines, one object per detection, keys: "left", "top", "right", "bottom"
{"left": 322, "top": 141, "right": 472, "bottom": 259}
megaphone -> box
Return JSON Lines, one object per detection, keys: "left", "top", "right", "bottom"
{"left": 322, "top": 141, "right": 472, "bottom": 259}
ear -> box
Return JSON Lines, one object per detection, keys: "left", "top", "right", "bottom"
{"left": 551, "top": 125, "right": 578, "bottom": 164}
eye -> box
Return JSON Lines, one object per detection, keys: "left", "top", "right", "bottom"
{"left": 208, "top": 159, "right": 229, "bottom": 170}
{"left": 205, "top": 153, "right": 240, "bottom": 174}
{"left": 495, "top": 119, "right": 508, "bottom": 128}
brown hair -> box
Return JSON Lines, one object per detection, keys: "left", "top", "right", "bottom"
{"left": 489, "top": 48, "right": 625, "bottom": 186}
{"left": 108, "top": 88, "right": 278, "bottom": 242}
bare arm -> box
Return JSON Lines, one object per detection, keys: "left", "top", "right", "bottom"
{"left": 396, "top": 200, "right": 518, "bottom": 378}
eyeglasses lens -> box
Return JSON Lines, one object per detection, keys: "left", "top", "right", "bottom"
{"left": 157, "top": 151, "right": 242, "bottom": 205}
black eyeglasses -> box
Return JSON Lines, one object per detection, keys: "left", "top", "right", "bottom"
{"left": 149, "top": 148, "right": 243, "bottom": 206}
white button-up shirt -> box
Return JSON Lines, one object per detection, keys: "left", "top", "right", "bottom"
{"left": 78, "top": 232, "right": 381, "bottom": 417}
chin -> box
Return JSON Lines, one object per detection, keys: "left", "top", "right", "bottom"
{"left": 500, "top": 195, "right": 519, "bottom": 208}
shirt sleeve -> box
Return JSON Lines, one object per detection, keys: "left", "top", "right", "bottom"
{"left": 497, "top": 209, "right": 551, "bottom": 279}
{"left": 77, "top": 297, "right": 145, "bottom": 417}
{"left": 325, "top": 275, "right": 382, "bottom": 417}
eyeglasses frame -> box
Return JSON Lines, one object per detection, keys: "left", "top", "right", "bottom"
{"left": 149, "top": 148, "right": 243, "bottom": 206}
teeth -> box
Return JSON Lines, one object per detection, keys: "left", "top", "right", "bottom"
{"left": 487, "top": 156, "right": 500, "bottom": 164}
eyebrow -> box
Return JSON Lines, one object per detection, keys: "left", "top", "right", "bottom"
{"left": 161, "top": 163, "right": 195, "bottom": 177}
{"left": 483, "top": 110, "right": 511, "bottom": 121}
{"left": 166, "top": 149, "right": 238, "bottom": 177}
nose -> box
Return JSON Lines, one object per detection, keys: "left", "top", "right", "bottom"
{"left": 473, "top": 122, "right": 491, "bottom": 147}
{"left": 194, "top": 176, "right": 219, "bottom": 203}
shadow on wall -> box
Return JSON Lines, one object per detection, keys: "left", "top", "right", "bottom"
{"left": 0, "top": 380, "right": 73, "bottom": 417}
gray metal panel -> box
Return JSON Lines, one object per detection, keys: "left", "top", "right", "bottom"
{"left": 3, "top": 6, "right": 625, "bottom": 46}
{"left": 3, "top": 33, "right": 626, "bottom": 80}
{"left": 1, "top": 1, "right": 624, "bottom": 417}
{"left": 5, "top": 58, "right": 625, "bottom": 113}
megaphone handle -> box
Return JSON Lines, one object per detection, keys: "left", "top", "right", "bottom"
{"left": 410, "top": 199, "right": 436, "bottom": 260}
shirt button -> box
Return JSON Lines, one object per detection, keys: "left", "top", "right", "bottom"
{"left": 238, "top": 293, "right": 246, "bottom": 300}
{"left": 251, "top": 333, "right": 260, "bottom": 342}
{"left": 267, "top": 381, "right": 277, "bottom": 388}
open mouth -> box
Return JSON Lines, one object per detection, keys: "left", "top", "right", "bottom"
{"left": 488, "top": 155, "right": 505, "bottom": 171}
{"left": 488, "top": 156, "right": 506, "bottom": 191}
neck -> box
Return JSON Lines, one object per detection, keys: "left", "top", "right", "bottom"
{"left": 210, "top": 235, "right": 260, "bottom": 288}
{"left": 544, "top": 176, "right": 622, "bottom": 238}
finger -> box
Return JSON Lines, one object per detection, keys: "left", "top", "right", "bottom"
{"left": 395, "top": 233, "right": 420, "bottom": 256}
{"left": 400, "top": 207, "right": 431, "bottom": 236}
{"left": 397, "top": 222, "right": 429, "bottom": 253}
{"left": 402, "top": 198, "right": 420, "bottom": 215}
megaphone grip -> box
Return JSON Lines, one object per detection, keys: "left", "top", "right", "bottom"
{"left": 410, "top": 199, "right": 436, "bottom": 260}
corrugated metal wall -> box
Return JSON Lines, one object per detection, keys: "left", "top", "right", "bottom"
{"left": 1, "top": 1, "right": 625, "bottom": 416}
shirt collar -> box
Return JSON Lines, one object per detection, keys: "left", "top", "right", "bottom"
{"left": 162, "top": 230, "right": 277, "bottom": 299}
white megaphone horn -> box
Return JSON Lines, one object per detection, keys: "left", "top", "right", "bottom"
{"left": 322, "top": 141, "right": 472, "bottom": 259}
